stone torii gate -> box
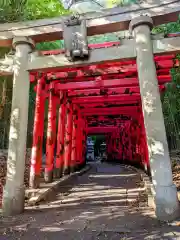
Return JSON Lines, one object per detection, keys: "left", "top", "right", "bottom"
{"left": 0, "top": 0, "right": 180, "bottom": 221}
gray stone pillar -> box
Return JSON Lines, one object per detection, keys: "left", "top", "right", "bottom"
{"left": 130, "top": 16, "right": 179, "bottom": 221}
{"left": 2, "top": 37, "right": 35, "bottom": 216}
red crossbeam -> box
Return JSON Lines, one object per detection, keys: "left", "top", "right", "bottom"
{"left": 55, "top": 75, "right": 171, "bottom": 91}
{"left": 87, "top": 126, "right": 119, "bottom": 134}
{"left": 79, "top": 102, "right": 139, "bottom": 108}
{"left": 51, "top": 57, "right": 176, "bottom": 79}
{"left": 47, "top": 63, "right": 176, "bottom": 83}
{"left": 88, "top": 123, "right": 127, "bottom": 127}
{"left": 56, "top": 78, "right": 138, "bottom": 90}
{"left": 73, "top": 95, "right": 140, "bottom": 104}
{"left": 88, "top": 120, "right": 126, "bottom": 124}
{"left": 68, "top": 87, "right": 140, "bottom": 97}
{"left": 87, "top": 116, "right": 129, "bottom": 121}
{"left": 82, "top": 106, "right": 138, "bottom": 112}
{"left": 29, "top": 54, "right": 176, "bottom": 83}
{"left": 48, "top": 66, "right": 172, "bottom": 81}
{"left": 81, "top": 106, "right": 139, "bottom": 116}
{"left": 84, "top": 111, "right": 138, "bottom": 116}
{"left": 68, "top": 85, "right": 166, "bottom": 97}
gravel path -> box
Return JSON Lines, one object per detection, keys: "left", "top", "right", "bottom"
{"left": 0, "top": 163, "right": 180, "bottom": 239}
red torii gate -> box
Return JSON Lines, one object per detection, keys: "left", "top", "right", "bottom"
{"left": 30, "top": 56, "right": 169, "bottom": 187}
{"left": 30, "top": 45, "right": 171, "bottom": 181}
{"left": 30, "top": 48, "right": 174, "bottom": 181}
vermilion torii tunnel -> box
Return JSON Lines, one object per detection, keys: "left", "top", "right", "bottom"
{"left": 30, "top": 39, "right": 176, "bottom": 189}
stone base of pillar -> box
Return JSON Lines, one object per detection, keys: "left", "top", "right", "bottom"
{"left": 54, "top": 168, "right": 63, "bottom": 178}
{"left": 153, "top": 184, "right": 179, "bottom": 221}
{"left": 81, "top": 161, "right": 86, "bottom": 168}
{"left": 72, "top": 164, "right": 79, "bottom": 172}
{"left": 44, "top": 170, "right": 53, "bottom": 183}
{"left": 76, "top": 161, "right": 86, "bottom": 171}
{"left": 2, "top": 184, "right": 25, "bottom": 216}
{"left": 29, "top": 174, "right": 41, "bottom": 189}
{"left": 70, "top": 165, "right": 76, "bottom": 173}
{"left": 64, "top": 166, "right": 70, "bottom": 175}
{"left": 143, "top": 164, "right": 151, "bottom": 177}
{"left": 76, "top": 162, "right": 81, "bottom": 171}
{"left": 146, "top": 166, "right": 151, "bottom": 177}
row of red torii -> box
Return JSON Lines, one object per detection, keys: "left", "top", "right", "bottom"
{"left": 30, "top": 57, "right": 170, "bottom": 185}
{"left": 0, "top": 12, "right": 180, "bottom": 221}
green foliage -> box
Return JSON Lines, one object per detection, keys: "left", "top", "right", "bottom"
{"left": 162, "top": 68, "right": 180, "bottom": 149}
{"left": 153, "top": 16, "right": 180, "bottom": 34}
{"left": 0, "top": 1, "right": 30, "bottom": 147}
{"left": 0, "top": 0, "right": 68, "bottom": 22}
{"left": 153, "top": 18, "right": 180, "bottom": 150}
{"left": 0, "top": 0, "right": 66, "bottom": 147}
{"left": 89, "top": 33, "right": 119, "bottom": 44}
{"left": 91, "top": 136, "right": 96, "bottom": 142}
{"left": 25, "top": 0, "right": 67, "bottom": 51}
{"left": 107, "top": 0, "right": 137, "bottom": 8}
{"left": 0, "top": 0, "right": 27, "bottom": 22}
{"left": 24, "top": 0, "right": 69, "bottom": 20}
{"left": 36, "top": 41, "right": 64, "bottom": 50}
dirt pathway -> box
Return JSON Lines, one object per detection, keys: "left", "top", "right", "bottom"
{"left": 0, "top": 163, "right": 180, "bottom": 239}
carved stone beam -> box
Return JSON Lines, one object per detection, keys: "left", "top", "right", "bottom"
{"left": 63, "top": 15, "right": 89, "bottom": 61}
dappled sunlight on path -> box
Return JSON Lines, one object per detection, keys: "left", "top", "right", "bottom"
{"left": 0, "top": 163, "right": 180, "bottom": 239}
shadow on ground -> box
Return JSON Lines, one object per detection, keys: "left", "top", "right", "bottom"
{"left": 0, "top": 163, "right": 180, "bottom": 239}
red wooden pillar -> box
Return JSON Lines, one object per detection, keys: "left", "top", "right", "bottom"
{"left": 71, "top": 105, "right": 78, "bottom": 172}
{"left": 29, "top": 74, "right": 46, "bottom": 188}
{"left": 84, "top": 119, "right": 88, "bottom": 163}
{"left": 75, "top": 110, "right": 81, "bottom": 170}
{"left": 78, "top": 116, "right": 84, "bottom": 169}
{"left": 55, "top": 92, "right": 66, "bottom": 178}
{"left": 64, "top": 101, "right": 73, "bottom": 175}
{"left": 81, "top": 117, "right": 87, "bottom": 167}
{"left": 45, "top": 87, "right": 57, "bottom": 183}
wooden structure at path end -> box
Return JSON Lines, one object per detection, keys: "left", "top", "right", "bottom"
{"left": 0, "top": 0, "right": 180, "bottom": 221}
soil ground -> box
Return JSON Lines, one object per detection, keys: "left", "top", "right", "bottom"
{"left": 0, "top": 162, "right": 180, "bottom": 240}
